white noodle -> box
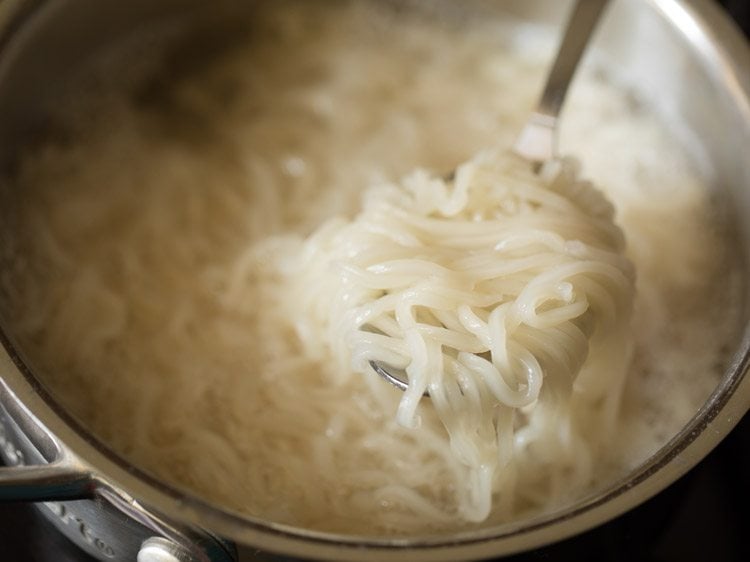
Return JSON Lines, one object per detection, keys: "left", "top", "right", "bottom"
{"left": 285, "top": 150, "right": 634, "bottom": 520}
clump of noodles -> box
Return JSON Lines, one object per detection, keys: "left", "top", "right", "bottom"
{"left": 284, "top": 150, "right": 635, "bottom": 521}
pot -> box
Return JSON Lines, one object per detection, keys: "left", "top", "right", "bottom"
{"left": 1, "top": 1, "right": 749, "bottom": 561}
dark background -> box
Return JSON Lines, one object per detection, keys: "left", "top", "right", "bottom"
{"left": 724, "top": 0, "right": 750, "bottom": 37}
{"left": 1, "top": 1, "right": 749, "bottom": 561}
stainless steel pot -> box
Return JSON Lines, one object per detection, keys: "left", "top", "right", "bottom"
{"left": 1, "top": 1, "right": 749, "bottom": 561}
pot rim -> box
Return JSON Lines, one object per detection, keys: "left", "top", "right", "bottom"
{"left": 1, "top": 0, "right": 749, "bottom": 560}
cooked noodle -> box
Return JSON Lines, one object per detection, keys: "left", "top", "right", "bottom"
{"left": 284, "top": 150, "right": 634, "bottom": 521}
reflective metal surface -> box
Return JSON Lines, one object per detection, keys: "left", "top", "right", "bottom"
{"left": 0, "top": 383, "right": 238, "bottom": 562}
{"left": 514, "top": 0, "right": 610, "bottom": 163}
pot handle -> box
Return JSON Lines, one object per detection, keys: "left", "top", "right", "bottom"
{"left": 0, "top": 464, "right": 93, "bottom": 501}
{"left": 0, "top": 382, "right": 94, "bottom": 501}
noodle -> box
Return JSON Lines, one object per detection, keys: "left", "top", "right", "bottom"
{"left": 284, "top": 151, "right": 635, "bottom": 521}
